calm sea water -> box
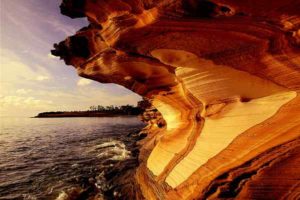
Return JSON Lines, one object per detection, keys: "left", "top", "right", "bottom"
{"left": 0, "top": 117, "right": 144, "bottom": 200}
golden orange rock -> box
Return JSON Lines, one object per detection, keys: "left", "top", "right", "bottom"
{"left": 53, "top": 0, "right": 300, "bottom": 199}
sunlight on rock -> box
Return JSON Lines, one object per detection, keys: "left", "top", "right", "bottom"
{"left": 51, "top": 0, "right": 300, "bottom": 199}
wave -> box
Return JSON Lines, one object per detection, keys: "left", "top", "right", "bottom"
{"left": 55, "top": 140, "right": 133, "bottom": 200}
{"left": 95, "top": 140, "right": 131, "bottom": 161}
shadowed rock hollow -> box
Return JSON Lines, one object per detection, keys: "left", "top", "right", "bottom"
{"left": 52, "top": 0, "right": 300, "bottom": 199}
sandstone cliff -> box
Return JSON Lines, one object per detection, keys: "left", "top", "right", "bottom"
{"left": 52, "top": 0, "right": 300, "bottom": 199}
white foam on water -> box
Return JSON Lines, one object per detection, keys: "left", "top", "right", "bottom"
{"left": 96, "top": 140, "right": 131, "bottom": 161}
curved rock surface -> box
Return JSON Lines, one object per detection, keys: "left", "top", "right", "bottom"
{"left": 53, "top": 0, "right": 300, "bottom": 199}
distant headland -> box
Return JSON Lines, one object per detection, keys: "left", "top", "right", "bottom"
{"left": 34, "top": 104, "right": 143, "bottom": 118}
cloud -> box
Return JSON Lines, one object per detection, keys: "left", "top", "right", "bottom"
{"left": 0, "top": 1, "right": 142, "bottom": 116}
{"left": 47, "top": 53, "right": 57, "bottom": 59}
{"left": 0, "top": 95, "right": 53, "bottom": 108}
{"left": 16, "top": 89, "right": 32, "bottom": 95}
{"left": 0, "top": 48, "right": 51, "bottom": 82}
{"left": 3, "top": 6, "right": 49, "bottom": 48}
{"left": 35, "top": 75, "right": 50, "bottom": 81}
{"left": 0, "top": 95, "right": 54, "bottom": 117}
{"left": 77, "top": 78, "right": 92, "bottom": 86}
{"left": 45, "top": 18, "right": 78, "bottom": 36}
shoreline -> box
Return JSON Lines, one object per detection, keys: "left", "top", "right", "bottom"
{"left": 34, "top": 115, "right": 139, "bottom": 118}
{"left": 34, "top": 111, "right": 140, "bottom": 118}
{"left": 57, "top": 128, "right": 147, "bottom": 200}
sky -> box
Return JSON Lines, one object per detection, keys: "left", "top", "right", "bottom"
{"left": 0, "top": 0, "right": 141, "bottom": 117}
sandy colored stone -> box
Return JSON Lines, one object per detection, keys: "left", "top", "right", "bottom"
{"left": 53, "top": 0, "right": 300, "bottom": 199}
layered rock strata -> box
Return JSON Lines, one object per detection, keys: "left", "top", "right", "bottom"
{"left": 53, "top": 0, "right": 300, "bottom": 199}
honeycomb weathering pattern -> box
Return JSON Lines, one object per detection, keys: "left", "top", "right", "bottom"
{"left": 53, "top": 0, "right": 300, "bottom": 199}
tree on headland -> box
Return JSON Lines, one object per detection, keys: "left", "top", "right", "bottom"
{"left": 97, "top": 105, "right": 105, "bottom": 111}
{"left": 87, "top": 104, "right": 142, "bottom": 115}
{"left": 89, "top": 105, "right": 97, "bottom": 111}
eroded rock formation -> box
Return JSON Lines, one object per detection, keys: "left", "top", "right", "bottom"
{"left": 53, "top": 0, "right": 300, "bottom": 199}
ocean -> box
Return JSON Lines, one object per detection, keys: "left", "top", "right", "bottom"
{"left": 0, "top": 117, "right": 145, "bottom": 200}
